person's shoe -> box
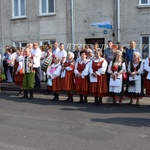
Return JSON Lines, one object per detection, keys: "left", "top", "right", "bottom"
{"left": 20, "top": 91, "right": 24, "bottom": 96}
{"left": 99, "top": 97, "right": 103, "bottom": 106}
{"left": 64, "top": 94, "right": 70, "bottom": 102}
{"left": 15, "top": 92, "right": 21, "bottom": 96}
{"left": 52, "top": 96, "right": 57, "bottom": 101}
{"left": 135, "top": 101, "right": 139, "bottom": 106}
{"left": 21, "top": 90, "right": 28, "bottom": 98}
{"left": 29, "top": 90, "right": 33, "bottom": 99}
{"left": 64, "top": 98, "right": 69, "bottom": 102}
{"left": 118, "top": 102, "right": 122, "bottom": 106}
{"left": 79, "top": 100, "right": 84, "bottom": 104}
{"left": 52, "top": 93, "right": 59, "bottom": 101}
{"left": 128, "top": 100, "right": 133, "bottom": 105}
{"left": 15, "top": 89, "right": 23, "bottom": 96}
{"left": 84, "top": 96, "right": 87, "bottom": 104}
{"left": 111, "top": 101, "right": 116, "bottom": 106}
{"left": 79, "top": 95, "right": 83, "bottom": 104}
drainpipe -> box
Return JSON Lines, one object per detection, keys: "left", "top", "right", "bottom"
{"left": 117, "top": 0, "right": 121, "bottom": 42}
{"left": 0, "top": 0, "right": 4, "bottom": 50}
{"left": 71, "top": 0, "right": 74, "bottom": 51}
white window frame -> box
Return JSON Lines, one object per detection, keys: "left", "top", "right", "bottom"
{"left": 140, "top": 35, "right": 150, "bottom": 60}
{"left": 13, "top": 42, "right": 27, "bottom": 48}
{"left": 12, "top": 0, "right": 26, "bottom": 19}
{"left": 40, "top": 40, "right": 56, "bottom": 46}
{"left": 39, "top": 0, "right": 55, "bottom": 16}
{"left": 139, "top": 0, "right": 150, "bottom": 5}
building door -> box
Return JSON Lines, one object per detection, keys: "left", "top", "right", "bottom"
{"left": 85, "top": 38, "right": 105, "bottom": 49}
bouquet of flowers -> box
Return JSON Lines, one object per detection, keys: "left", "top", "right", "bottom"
{"left": 111, "top": 65, "right": 118, "bottom": 72}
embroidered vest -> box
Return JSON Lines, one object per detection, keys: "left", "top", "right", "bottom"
{"left": 92, "top": 60, "right": 103, "bottom": 72}
{"left": 130, "top": 61, "right": 141, "bottom": 72}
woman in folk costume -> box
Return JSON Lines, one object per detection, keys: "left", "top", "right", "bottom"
{"left": 86, "top": 48, "right": 94, "bottom": 61}
{"left": 127, "top": 52, "right": 144, "bottom": 106}
{"left": 74, "top": 50, "right": 89, "bottom": 103}
{"left": 107, "top": 50, "right": 126, "bottom": 106}
{"left": 47, "top": 56, "right": 62, "bottom": 101}
{"left": 14, "top": 48, "right": 24, "bottom": 96}
{"left": 144, "top": 56, "right": 150, "bottom": 95}
{"left": 61, "top": 52, "right": 75, "bottom": 102}
{"left": 89, "top": 49, "right": 108, "bottom": 106}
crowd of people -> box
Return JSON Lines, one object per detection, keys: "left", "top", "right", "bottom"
{"left": 1, "top": 40, "right": 150, "bottom": 106}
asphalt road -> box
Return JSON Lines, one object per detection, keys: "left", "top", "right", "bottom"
{"left": 0, "top": 91, "right": 150, "bottom": 150}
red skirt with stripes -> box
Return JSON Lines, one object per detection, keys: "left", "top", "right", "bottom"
{"left": 90, "top": 74, "right": 108, "bottom": 97}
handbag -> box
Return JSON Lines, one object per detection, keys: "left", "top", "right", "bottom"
{"left": 47, "top": 78, "right": 52, "bottom": 86}
{"left": 122, "top": 72, "right": 128, "bottom": 81}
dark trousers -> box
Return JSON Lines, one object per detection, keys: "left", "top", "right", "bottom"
{"left": 3, "top": 60, "right": 8, "bottom": 80}
{"left": 34, "top": 67, "right": 41, "bottom": 88}
{"left": 106, "top": 72, "right": 110, "bottom": 92}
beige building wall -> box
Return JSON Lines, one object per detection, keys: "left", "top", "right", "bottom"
{"left": 120, "top": 0, "right": 150, "bottom": 45}
{"left": 73, "top": 0, "right": 116, "bottom": 44}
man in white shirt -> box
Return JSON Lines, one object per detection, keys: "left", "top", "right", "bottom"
{"left": 31, "top": 42, "right": 42, "bottom": 88}
{"left": 57, "top": 43, "right": 67, "bottom": 64}
{"left": 53, "top": 42, "right": 60, "bottom": 56}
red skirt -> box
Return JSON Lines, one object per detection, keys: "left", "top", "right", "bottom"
{"left": 75, "top": 76, "right": 89, "bottom": 95}
{"left": 144, "top": 79, "right": 150, "bottom": 95}
{"left": 48, "top": 77, "right": 61, "bottom": 92}
{"left": 61, "top": 72, "right": 75, "bottom": 91}
{"left": 90, "top": 74, "right": 108, "bottom": 97}
{"left": 14, "top": 69, "right": 24, "bottom": 86}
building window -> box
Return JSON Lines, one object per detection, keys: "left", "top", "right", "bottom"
{"left": 13, "top": 42, "right": 27, "bottom": 48}
{"left": 40, "top": 40, "right": 56, "bottom": 46}
{"left": 139, "top": 0, "right": 150, "bottom": 5}
{"left": 141, "top": 35, "right": 150, "bottom": 59}
{"left": 12, "top": 0, "right": 26, "bottom": 18}
{"left": 40, "top": 0, "right": 55, "bottom": 15}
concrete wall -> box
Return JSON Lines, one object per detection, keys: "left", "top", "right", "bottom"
{"left": 74, "top": 0, "right": 115, "bottom": 44}
{"left": 120, "top": 0, "right": 150, "bottom": 45}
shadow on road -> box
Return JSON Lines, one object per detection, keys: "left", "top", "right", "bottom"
{"left": 1, "top": 92, "right": 150, "bottom": 115}
{"left": 91, "top": 117, "right": 150, "bottom": 127}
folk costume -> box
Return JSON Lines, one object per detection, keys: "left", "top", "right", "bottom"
{"left": 74, "top": 59, "right": 89, "bottom": 103}
{"left": 22, "top": 55, "right": 35, "bottom": 99}
{"left": 144, "top": 57, "right": 150, "bottom": 95}
{"left": 127, "top": 61, "right": 144, "bottom": 104}
{"left": 14, "top": 55, "right": 24, "bottom": 96}
{"left": 89, "top": 57, "right": 108, "bottom": 105}
{"left": 47, "top": 62, "right": 62, "bottom": 101}
{"left": 107, "top": 60, "right": 126, "bottom": 104}
{"left": 14, "top": 55, "right": 24, "bottom": 86}
{"left": 61, "top": 59, "right": 75, "bottom": 102}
